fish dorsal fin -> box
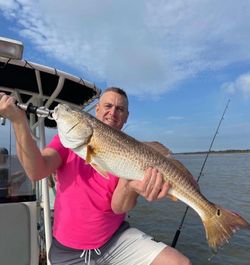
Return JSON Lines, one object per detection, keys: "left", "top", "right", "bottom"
{"left": 143, "top": 141, "right": 172, "bottom": 158}
{"left": 143, "top": 141, "right": 199, "bottom": 191}
{"left": 171, "top": 158, "right": 200, "bottom": 190}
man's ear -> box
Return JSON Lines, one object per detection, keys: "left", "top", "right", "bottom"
{"left": 124, "top": 111, "right": 129, "bottom": 124}
{"left": 95, "top": 103, "right": 100, "bottom": 115}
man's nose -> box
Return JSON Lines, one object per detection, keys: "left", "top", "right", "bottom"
{"left": 109, "top": 106, "right": 117, "bottom": 115}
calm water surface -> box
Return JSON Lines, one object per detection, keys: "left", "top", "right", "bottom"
{"left": 128, "top": 153, "right": 250, "bottom": 265}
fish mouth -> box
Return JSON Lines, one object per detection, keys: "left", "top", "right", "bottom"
{"left": 52, "top": 108, "right": 58, "bottom": 120}
{"left": 53, "top": 104, "right": 69, "bottom": 120}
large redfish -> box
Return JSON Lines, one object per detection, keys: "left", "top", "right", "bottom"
{"left": 53, "top": 104, "right": 250, "bottom": 252}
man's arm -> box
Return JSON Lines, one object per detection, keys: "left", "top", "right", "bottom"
{"left": 13, "top": 118, "right": 61, "bottom": 180}
{"left": 111, "top": 167, "right": 170, "bottom": 214}
{"left": 0, "top": 93, "right": 61, "bottom": 180}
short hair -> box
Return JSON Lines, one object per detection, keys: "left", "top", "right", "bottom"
{"left": 103, "top": 87, "right": 128, "bottom": 105}
{"left": 0, "top": 147, "right": 8, "bottom": 155}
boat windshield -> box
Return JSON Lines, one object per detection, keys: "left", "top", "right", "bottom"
{"left": 0, "top": 154, "right": 35, "bottom": 203}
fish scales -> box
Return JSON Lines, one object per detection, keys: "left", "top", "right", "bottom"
{"left": 91, "top": 117, "right": 194, "bottom": 187}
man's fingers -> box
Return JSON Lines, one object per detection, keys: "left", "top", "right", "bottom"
{"left": 145, "top": 169, "right": 157, "bottom": 194}
{"left": 145, "top": 170, "right": 163, "bottom": 201}
{"left": 156, "top": 181, "right": 170, "bottom": 200}
{"left": 140, "top": 167, "right": 153, "bottom": 191}
{"left": 129, "top": 168, "right": 170, "bottom": 202}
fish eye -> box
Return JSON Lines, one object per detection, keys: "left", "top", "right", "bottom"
{"left": 216, "top": 209, "right": 221, "bottom": 216}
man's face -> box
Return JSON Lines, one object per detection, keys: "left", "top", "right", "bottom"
{"left": 95, "top": 91, "right": 129, "bottom": 130}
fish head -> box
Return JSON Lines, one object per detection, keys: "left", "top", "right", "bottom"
{"left": 53, "top": 104, "right": 93, "bottom": 149}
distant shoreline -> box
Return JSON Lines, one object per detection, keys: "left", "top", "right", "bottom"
{"left": 175, "top": 149, "right": 250, "bottom": 155}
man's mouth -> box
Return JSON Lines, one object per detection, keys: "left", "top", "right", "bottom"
{"left": 105, "top": 118, "right": 116, "bottom": 124}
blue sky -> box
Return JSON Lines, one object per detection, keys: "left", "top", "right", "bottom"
{"left": 0, "top": 0, "right": 250, "bottom": 153}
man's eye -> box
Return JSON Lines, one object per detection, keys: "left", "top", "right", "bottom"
{"left": 117, "top": 107, "right": 125, "bottom": 112}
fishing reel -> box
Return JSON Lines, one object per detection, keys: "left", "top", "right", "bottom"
{"left": 16, "top": 102, "right": 54, "bottom": 120}
{"left": 0, "top": 116, "right": 6, "bottom": 126}
{"left": 0, "top": 102, "right": 54, "bottom": 126}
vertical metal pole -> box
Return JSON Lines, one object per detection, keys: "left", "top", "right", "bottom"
{"left": 38, "top": 118, "right": 52, "bottom": 265}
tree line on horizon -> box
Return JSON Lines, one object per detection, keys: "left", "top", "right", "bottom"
{"left": 176, "top": 149, "right": 250, "bottom": 155}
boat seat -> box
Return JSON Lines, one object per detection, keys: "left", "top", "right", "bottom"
{"left": 0, "top": 203, "right": 32, "bottom": 265}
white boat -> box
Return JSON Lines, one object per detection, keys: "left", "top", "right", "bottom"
{"left": 0, "top": 37, "right": 101, "bottom": 265}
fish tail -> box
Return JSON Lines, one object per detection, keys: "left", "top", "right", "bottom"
{"left": 202, "top": 204, "right": 250, "bottom": 252}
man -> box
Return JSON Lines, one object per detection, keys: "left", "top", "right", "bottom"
{"left": 0, "top": 88, "right": 191, "bottom": 265}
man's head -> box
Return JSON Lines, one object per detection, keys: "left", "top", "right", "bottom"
{"left": 95, "top": 87, "right": 129, "bottom": 130}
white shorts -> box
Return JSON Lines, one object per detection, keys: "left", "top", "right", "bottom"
{"left": 49, "top": 224, "right": 167, "bottom": 265}
{"left": 98, "top": 227, "right": 167, "bottom": 265}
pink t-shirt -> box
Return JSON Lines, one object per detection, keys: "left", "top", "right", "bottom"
{"left": 47, "top": 135, "right": 125, "bottom": 249}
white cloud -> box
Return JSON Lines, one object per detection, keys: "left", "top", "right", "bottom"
{"left": 222, "top": 72, "right": 250, "bottom": 99}
{"left": 0, "top": 0, "right": 17, "bottom": 10}
{"left": 1, "top": 0, "right": 250, "bottom": 96}
{"left": 167, "top": 116, "right": 184, "bottom": 121}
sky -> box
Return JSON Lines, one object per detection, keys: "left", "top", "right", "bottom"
{"left": 0, "top": 0, "right": 250, "bottom": 153}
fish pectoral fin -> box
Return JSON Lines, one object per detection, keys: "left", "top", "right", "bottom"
{"left": 86, "top": 145, "right": 95, "bottom": 164}
{"left": 91, "top": 163, "right": 110, "bottom": 179}
{"left": 166, "top": 194, "right": 178, "bottom": 201}
{"left": 86, "top": 145, "right": 110, "bottom": 179}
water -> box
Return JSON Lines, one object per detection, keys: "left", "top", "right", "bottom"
{"left": 128, "top": 153, "right": 250, "bottom": 265}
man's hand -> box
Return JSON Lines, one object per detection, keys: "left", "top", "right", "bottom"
{"left": 128, "top": 167, "right": 170, "bottom": 201}
{"left": 0, "top": 93, "right": 26, "bottom": 123}
{"left": 111, "top": 168, "right": 170, "bottom": 214}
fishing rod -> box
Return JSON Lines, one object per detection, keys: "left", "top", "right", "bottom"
{"left": 171, "top": 99, "right": 231, "bottom": 248}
